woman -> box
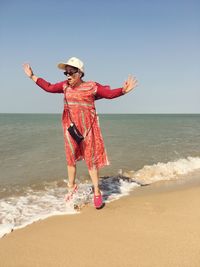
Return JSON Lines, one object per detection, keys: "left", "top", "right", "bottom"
{"left": 23, "top": 57, "right": 138, "bottom": 209}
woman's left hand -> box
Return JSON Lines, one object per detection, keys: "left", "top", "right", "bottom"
{"left": 122, "top": 75, "right": 138, "bottom": 94}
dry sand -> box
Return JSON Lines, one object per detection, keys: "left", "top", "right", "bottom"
{"left": 0, "top": 181, "right": 200, "bottom": 267}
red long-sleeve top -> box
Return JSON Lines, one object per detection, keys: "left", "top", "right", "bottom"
{"left": 36, "top": 78, "right": 124, "bottom": 100}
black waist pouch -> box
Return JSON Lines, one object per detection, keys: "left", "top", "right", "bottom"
{"left": 68, "top": 123, "right": 84, "bottom": 144}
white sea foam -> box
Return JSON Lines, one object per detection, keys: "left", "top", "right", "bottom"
{"left": 0, "top": 178, "right": 139, "bottom": 238}
{"left": 124, "top": 156, "right": 200, "bottom": 185}
{"left": 0, "top": 156, "right": 200, "bottom": 238}
{"left": 0, "top": 187, "right": 77, "bottom": 238}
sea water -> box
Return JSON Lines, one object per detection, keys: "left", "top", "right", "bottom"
{"left": 0, "top": 114, "right": 200, "bottom": 237}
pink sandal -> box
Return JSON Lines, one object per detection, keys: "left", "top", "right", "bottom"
{"left": 94, "top": 192, "right": 103, "bottom": 209}
{"left": 64, "top": 184, "right": 78, "bottom": 202}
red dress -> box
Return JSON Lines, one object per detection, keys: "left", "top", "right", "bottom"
{"left": 36, "top": 78, "right": 124, "bottom": 170}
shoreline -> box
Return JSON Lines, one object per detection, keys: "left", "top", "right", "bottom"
{"left": 131, "top": 169, "right": 200, "bottom": 196}
{"left": 0, "top": 175, "right": 200, "bottom": 267}
{"left": 1, "top": 168, "right": 199, "bottom": 240}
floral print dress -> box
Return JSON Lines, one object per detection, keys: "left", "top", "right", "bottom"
{"left": 62, "top": 81, "right": 109, "bottom": 170}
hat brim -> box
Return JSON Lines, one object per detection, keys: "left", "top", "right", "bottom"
{"left": 58, "top": 63, "right": 78, "bottom": 70}
{"left": 57, "top": 63, "right": 68, "bottom": 70}
{"left": 57, "top": 63, "right": 84, "bottom": 74}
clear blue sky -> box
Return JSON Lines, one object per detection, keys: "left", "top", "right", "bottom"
{"left": 0, "top": 0, "right": 199, "bottom": 113}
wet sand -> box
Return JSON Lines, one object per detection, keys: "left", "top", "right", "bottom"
{"left": 0, "top": 179, "right": 200, "bottom": 267}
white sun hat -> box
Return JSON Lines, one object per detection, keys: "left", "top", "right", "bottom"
{"left": 57, "top": 57, "right": 84, "bottom": 73}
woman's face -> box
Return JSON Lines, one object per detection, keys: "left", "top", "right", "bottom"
{"left": 64, "top": 65, "right": 81, "bottom": 86}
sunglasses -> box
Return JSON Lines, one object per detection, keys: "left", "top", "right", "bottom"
{"left": 64, "top": 69, "right": 79, "bottom": 76}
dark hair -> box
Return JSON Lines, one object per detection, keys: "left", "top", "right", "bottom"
{"left": 80, "top": 71, "right": 84, "bottom": 78}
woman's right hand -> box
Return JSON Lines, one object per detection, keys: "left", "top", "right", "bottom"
{"left": 23, "top": 63, "right": 34, "bottom": 78}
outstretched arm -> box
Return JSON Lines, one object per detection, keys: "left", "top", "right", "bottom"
{"left": 23, "top": 63, "right": 65, "bottom": 93}
{"left": 95, "top": 75, "right": 138, "bottom": 100}
{"left": 36, "top": 78, "right": 66, "bottom": 93}
{"left": 95, "top": 83, "right": 124, "bottom": 100}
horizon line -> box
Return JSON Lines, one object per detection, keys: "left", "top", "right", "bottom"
{"left": 0, "top": 112, "right": 200, "bottom": 115}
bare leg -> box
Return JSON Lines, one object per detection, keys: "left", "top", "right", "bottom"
{"left": 67, "top": 165, "right": 76, "bottom": 188}
{"left": 89, "top": 168, "right": 101, "bottom": 195}
{"left": 64, "top": 165, "right": 77, "bottom": 201}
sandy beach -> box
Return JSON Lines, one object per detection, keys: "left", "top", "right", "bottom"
{"left": 0, "top": 180, "right": 200, "bottom": 267}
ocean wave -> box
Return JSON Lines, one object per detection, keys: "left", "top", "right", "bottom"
{"left": 123, "top": 156, "right": 200, "bottom": 185}
{"left": 0, "top": 156, "right": 200, "bottom": 238}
